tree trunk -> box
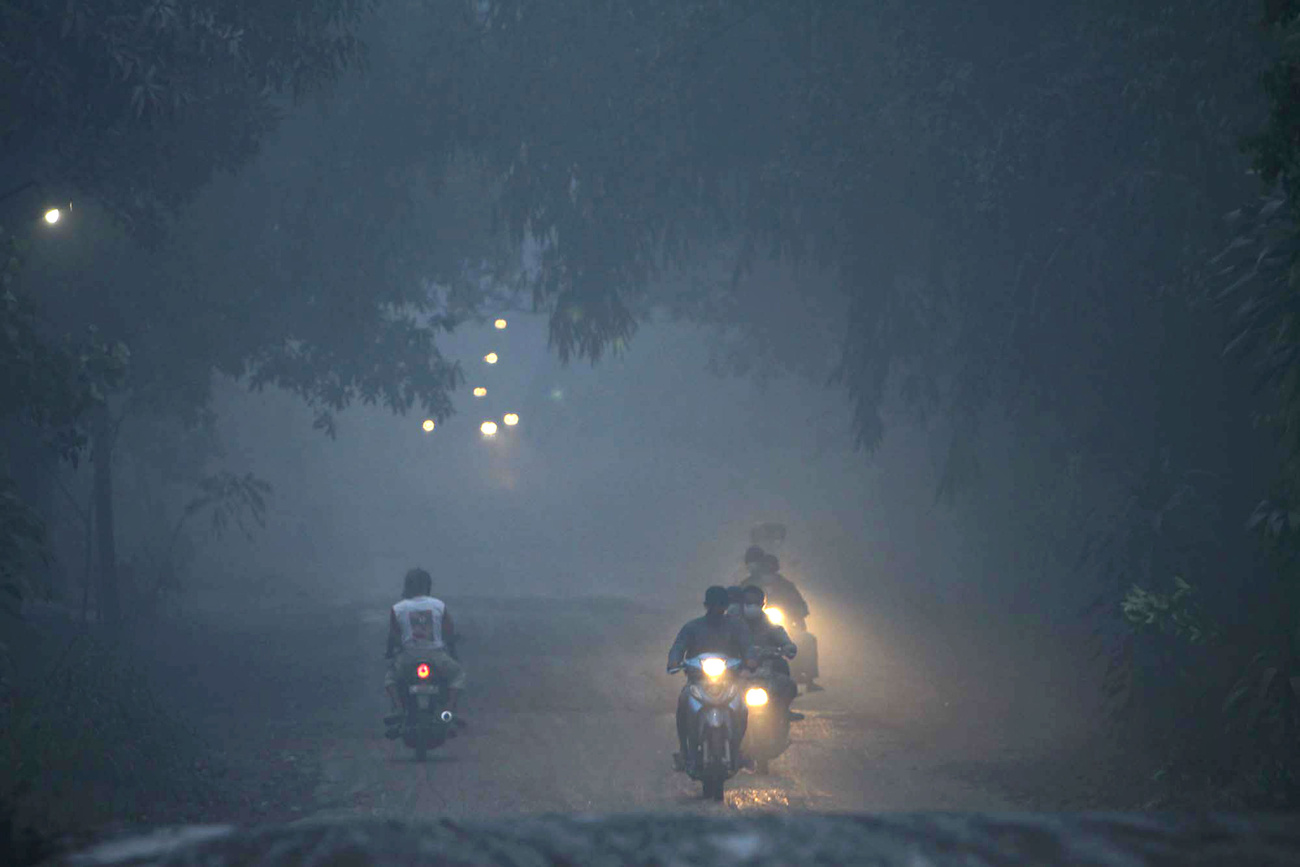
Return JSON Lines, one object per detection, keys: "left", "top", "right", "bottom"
{"left": 80, "top": 500, "right": 94, "bottom": 624}
{"left": 92, "top": 404, "right": 120, "bottom": 627}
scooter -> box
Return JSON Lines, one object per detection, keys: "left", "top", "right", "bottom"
{"left": 670, "top": 653, "right": 746, "bottom": 801}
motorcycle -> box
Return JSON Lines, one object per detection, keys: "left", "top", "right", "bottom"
{"left": 741, "top": 646, "right": 796, "bottom": 774}
{"left": 763, "top": 606, "right": 820, "bottom": 689}
{"left": 388, "top": 653, "right": 457, "bottom": 761}
{"left": 670, "top": 653, "right": 746, "bottom": 801}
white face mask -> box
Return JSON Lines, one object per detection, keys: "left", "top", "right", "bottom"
{"left": 742, "top": 604, "right": 764, "bottom": 619}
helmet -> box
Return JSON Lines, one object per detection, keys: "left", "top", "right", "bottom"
{"left": 744, "top": 545, "right": 766, "bottom": 565}
{"left": 704, "top": 585, "right": 730, "bottom": 607}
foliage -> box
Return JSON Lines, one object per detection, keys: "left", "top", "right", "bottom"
{"left": 0, "top": 628, "right": 216, "bottom": 842}
{"left": 418, "top": 0, "right": 1267, "bottom": 469}
{"left": 4, "top": 0, "right": 467, "bottom": 628}
{"left": 1, "top": 0, "right": 376, "bottom": 236}
{"left": 0, "top": 225, "right": 125, "bottom": 686}
{"left": 181, "top": 471, "right": 270, "bottom": 542}
{"left": 1122, "top": 576, "right": 1221, "bottom": 646}
{"left": 0, "top": 228, "right": 127, "bottom": 458}
{"left": 118, "top": 471, "right": 273, "bottom": 622}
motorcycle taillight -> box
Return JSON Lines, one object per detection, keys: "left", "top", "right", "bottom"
{"left": 417, "top": 663, "right": 431, "bottom": 679}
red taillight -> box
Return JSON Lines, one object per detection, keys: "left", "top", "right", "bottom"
{"left": 416, "top": 663, "right": 430, "bottom": 680}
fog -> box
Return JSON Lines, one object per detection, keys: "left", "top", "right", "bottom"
{"left": 9, "top": 1, "right": 1289, "bottom": 845}
{"left": 197, "top": 311, "right": 1092, "bottom": 747}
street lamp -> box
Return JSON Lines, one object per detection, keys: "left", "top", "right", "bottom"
{"left": 484, "top": 352, "right": 498, "bottom": 364}
{"left": 494, "top": 318, "right": 507, "bottom": 330}
{"left": 503, "top": 413, "right": 519, "bottom": 427}
{"left": 43, "top": 208, "right": 61, "bottom": 225}
{"left": 473, "top": 387, "right": 487, "bottom": 397}
{"left": 421, "top": 419, "right": 435, "bottom": 432}
{"left": 480, "top": 421, "right": 498, "bottom": 436}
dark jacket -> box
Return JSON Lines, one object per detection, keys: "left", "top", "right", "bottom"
{"left": 744, "top": 617, "right": 797, "bottom": 657}
{"left": 667, "top": 614, "right": 754, "bottom": 671}
{"left": 741, "top": 570, "right": 810, "bottom": 620}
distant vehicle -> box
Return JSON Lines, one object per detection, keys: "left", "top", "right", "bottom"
{"left": 670, "top": 653, "right": 747, "bottom": 801}
{"left": 746, "top": 522, "right": 821, "bottom": 690}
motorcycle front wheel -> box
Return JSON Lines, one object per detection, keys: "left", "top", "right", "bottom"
{"left": 701, "top": 729, "right": 728, "bottom": 801}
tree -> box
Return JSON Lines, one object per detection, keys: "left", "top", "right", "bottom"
{"left": 1, "top": 0, "right": 431, "bottom": 625}
{"left": 1, "top": 0, "right": 376, "bottom": 235}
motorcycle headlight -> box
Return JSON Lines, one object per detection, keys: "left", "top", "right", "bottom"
{"left": 701, "top": 657, "right": 727, "bottom": 678}
{"left": 765, "top": 607, "right": 784, "bottom": 626}
{"left": 745, "top": 687, "right": 769, "bottom": 707}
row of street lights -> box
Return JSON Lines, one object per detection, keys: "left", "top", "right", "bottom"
{"left": 421, "top": 317, "right": 520, "bottom": 439}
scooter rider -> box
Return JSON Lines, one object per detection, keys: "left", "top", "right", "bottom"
{"left": 384, "top": 568, "right": 466, "bottom": 728}
{"left": 725, "top": 584, "right": 745, "bottom": 619}
{"left": 743, "top": 550, "right": 810, "bottom": 624}
{"left": 740, "top": 584, "right": 803, "bottom": 720}
{"left": 667, "top": 585, "right": 755, "bottom": 772}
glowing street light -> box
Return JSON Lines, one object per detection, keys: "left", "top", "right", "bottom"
{"left": 421, "top": 419, "right": 436, "bottom": 432}
{"left": 503, "top": 413, "right": 519, "bottom": 427}
{"left": 43, "top": 208, "right": 61, "bottom": 225}
{"left": 494, "top": 318, "right": 508, "bottom": 330}
{"left": 484, "top": 352, "right": 498, "bottom": 364}
{"left": 480, "top": 420, "right": 498, "bottom": 436}
{"left": 473, "top": 386, "right": 487, "bottom": 397}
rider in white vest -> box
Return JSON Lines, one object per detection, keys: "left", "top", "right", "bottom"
{"left": 384, "top": 568, "right": 466, "bottom": 724}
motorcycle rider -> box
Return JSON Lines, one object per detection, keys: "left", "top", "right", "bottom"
{"left": 740, "top": 584, "right": 803, "bottom": 721}
{"left": 743, "top": 550, "right": 821, "bottom": 691}
{"left": 742, "top": 551, "right": 810, "bottom": 623}
{"left": 384, "top": 568, "right": 466, "bottom": 727}
{"left": 667, "top": 585, "right": 755, "bottom": 773}
{"left": 725, "top": 584, "right": 745, "bottom": 619}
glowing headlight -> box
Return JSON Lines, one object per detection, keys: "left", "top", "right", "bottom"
{"left": 745, "top": 687, "right": 769, "bottom": 707}
{"left": 494, "top": 318, "right": 507, "bottom": 330}
{"left": 473, "top": 387, "right": 487, "bottom": 397}
{"left": 503, "top": 413, "right": 519, "bottom": 426}
{"left": 484, "top": 352, "right": 498, "bottom": 364}
{"left": 44, "top": 208, "right": 61, "bottom": 225}
{"left": 701, "top": 657, "right": 727, "bottom": 678}
{"left": 421, "top": 419, "right": 435, "bottom": 432}
{"left": 481, "top": 421, "right": 498, "bottom": 436}
{"left": 765, "top": 607, "right": 785, "bottom": 626}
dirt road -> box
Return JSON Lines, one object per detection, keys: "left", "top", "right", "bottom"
{"left": 263, "top": 595, "right": 1017, "bottom": 819}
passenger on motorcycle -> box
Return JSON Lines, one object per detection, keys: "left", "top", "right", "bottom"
{"left": 385, "top": 568, "right": 466, "bottom": 725}
{"left": 667, "top": 585, "right": 755, "bottom": 772}
{"left": 740, "top": 584, "right": 803, "bottom": 720}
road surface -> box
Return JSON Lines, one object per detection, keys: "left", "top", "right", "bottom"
{"left": 237, "top": 595, "right": 1018, "bottom": 820}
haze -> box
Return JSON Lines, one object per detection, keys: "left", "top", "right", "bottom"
{"left": 3, "top": 0, "right": 1295, "bottom": 850}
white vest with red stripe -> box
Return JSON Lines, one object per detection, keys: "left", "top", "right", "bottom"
{"left": 391, "top": 596, "right": 446, "bottom": 650}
